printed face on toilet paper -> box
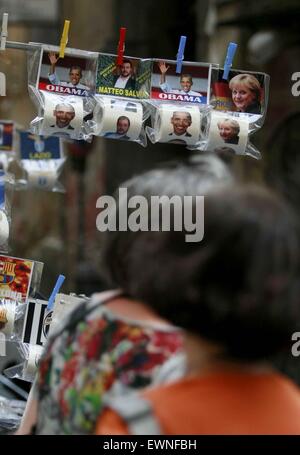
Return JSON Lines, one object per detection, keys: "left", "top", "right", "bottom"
{"left": 153, "top": 104, "right": 202, "bottom": 146}
{"left": 94, "top": 96, "right": 143, "bottom": 141}
{"left": 41, "top": 92, "right": 83, "bottom": 139}
{"left": 207, "top": 112, "right": 249, "bottom": 155}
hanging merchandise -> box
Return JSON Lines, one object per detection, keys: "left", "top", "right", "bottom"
{"left": 4, "top": 342, "right": 44, "bottom": 383}
{"left": 28, "top": 44, "right": 97, "bottom": 141}
{"left": 0, "top": 254, "right": 34, "bottom": 303}
{"left": 0, "top": 121, "right": 16, "bottom": 171}
{"left": 210, "top": 68, "right": 270, "bottom": 132}
{"left": 146, "top": 59, "right": 214, "bottom": 147}
{"left": 92, "top": 53, "right": 151, "bottom": 145}
{"left": 0, "top": 17, "right": 270, "bottom": 159}
{"left": 200, "top": 111, "right": 260, "bottom": 158}
{"left": 147, "top": 103, "right": 204, "bottom": 147}
{"left": 96, "top": 53, "right": 151, "bottom": 100}
{"left": 0, "top": 171, "right": 13, "bottom": 252}
{"left": 91, "top": 96, "right": 149, "bottom": 146}
{"left": 0, "top": 299, "right": 27, "bottom": 340}
{"left": 17, "top": 131, "right": 66, "bottom": 192}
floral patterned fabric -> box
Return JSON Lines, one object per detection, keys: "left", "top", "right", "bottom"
{"left": 34, "top": 293, "right": 182, "bottom": 434}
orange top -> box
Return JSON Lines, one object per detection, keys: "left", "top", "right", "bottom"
{"left": 96, "top": 371, "right": 300, "bottom": 435}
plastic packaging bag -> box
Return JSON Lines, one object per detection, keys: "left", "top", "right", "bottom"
{"left": 4, "top": 342, "right": 44, "bottom": 383}
{"left": 29, "top": 90, "right": 94, "bottom": 141}
{"left": 0, "top": 300, "right": 27, "bottom": 341}
{"left": 0, "top": 171, "right": 14, "bottom": 252}
{"left": 146, "top": 101, "right": 209, "bottom": 148}
{"left": 199, "top": 110, "right": 261, "bottom": 159}
{"left": 210, "top": 67, "right": 270, "bottom": 133}
{"left": 89, "top": 95, "right": 150, "bottom": 146}
{"left": 17, "top": 131, "right": 66, "bottom": 192}
{"left": 28, "top": 44, "right": 98, "bottom": 142}
{"left": 0, "top": 396, "right": 26, "bottom": 433}
{"left": 48, "top": 293, "right": 87, "bottom": 337}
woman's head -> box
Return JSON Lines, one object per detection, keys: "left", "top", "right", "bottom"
{"left": 217, "top": 119, "right": 240, "bottom": 142}
{"left": 100, "top": 154, "right": 233, "bottom": 291}
{"left": 229, "top": 74, "right": 261, "bottom": 112}
{"left": 128, "top": 184, "right": 300, "bottom": 362}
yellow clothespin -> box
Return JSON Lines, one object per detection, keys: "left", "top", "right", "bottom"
{"left": 0, "top": 13, "right": 8, "bottom": 51}
{"left": 59, "top": 20, "right": 70, "bottom": 58}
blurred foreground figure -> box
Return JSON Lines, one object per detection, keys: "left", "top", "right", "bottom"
{"left": 96, "top": 185, "right": 300, "bottom": 435}
{"left": 17, "top": 154, "right": 232, "bottom": 434}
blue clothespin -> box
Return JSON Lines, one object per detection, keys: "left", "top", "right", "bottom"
{"left": 176, "top": 36, "right": 186, "bottom": 74}
{"left": 222, "top": 42, "right": 238, "bottom": 80}
{"left": 47, "top": 274, "right": 65, "bottom": 311}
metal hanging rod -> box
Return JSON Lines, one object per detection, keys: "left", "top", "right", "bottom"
{"left": 5, "top": 41, "right": 41, "bottom": 51}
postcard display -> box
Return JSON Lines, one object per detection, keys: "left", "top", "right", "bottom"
{"left": 27, "top": 45, "right": 269, "bottom": 159}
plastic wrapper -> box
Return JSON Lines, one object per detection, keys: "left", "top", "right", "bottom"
{"left": 146, "top": 101, "right": 210, "bottom": 148}
{"left": 29, "top": 90, "right": 95, "bottom": 141}
{"left": 0, "top": 171, "right": 14, "bottom": 252}
{"left": 210, "top": 67, "right": 270, "bottom": 133}
{"left": 48, "top": 293, "right": 88, "bottom": 337}
{"left": 89, "top": 95, "right": 150, "bottom": 147}
{"left": 19, "top": 158, "right": 66, "bottom": 192}
{"left": 0, "top": 300, "right": 27, "bottom": 341}
{"left": 198, "top": 110, "right": 261, "bottom": 159}
{"left": 4, "top": 342, "right": 44, "bottom": 383}
{"left": 0, "top": 396, "right": 26, "bottom": 433}
{"left": 27, "top": 44, "right": 98, "bottom": 142}
{"left": 17, "top": 132, "right": 66, "bottom": 192}
{"left": 0, "top": 120, "right": 16, "bottom": 171}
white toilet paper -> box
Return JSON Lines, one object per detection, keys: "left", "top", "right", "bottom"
{"left": 0, "top": 210, "right": 9, "bottom": 245}
{"left": 94, "top": 95, "right": 143, "bottom": 141}
{"left": 41, "top": 92, "right": 84, "bottom": 139}
{"left": 152, "top": 104, "right": 202, "bottom": 146}
{"left": 27, "top": 169, "right": 58, "bottom": 189}
{"left": 24, "top": 344, "right": 44, "bottom": 378}
{"left": 206, "top": 112, "right": 249, "bottom": 155}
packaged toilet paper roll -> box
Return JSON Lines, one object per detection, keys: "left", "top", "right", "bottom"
{"left": 150, "top": 103, "right": 202, "bottom": 146}
{"left": 206, "top": 111, "right": 249, "bottom": 155}
{"left": 40, "top": 92, "right": 84, "bottom": 139}
{"left": 24, "top": 344, "right": 44, "bottom": 379}
{"left": 0, "top": 209, "right": 9, "bottom": 245}
{"left": 0, "top": 303, "right": 15, "bottom": 336}
{"left": 94, "top": 95, "right": 143, "bottom": 141}
{"left": 27, "top": 169, "right": 58, "bottom": 189}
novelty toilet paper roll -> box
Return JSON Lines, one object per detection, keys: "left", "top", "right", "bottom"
{"left": 206, "top": 111, "right": 249, "bottom": 155}
{"left": 152, "top": 104, "right": 202, "bottom": 146}
{"left": 0, "top": 303, "right": 15, "bottom": 336}
{"left": 0, "top": 209, "right": 9, "bottom": 245}
{"left": 41, "top": 92, "right": 84, "bottom": 139}
{"left": 24, "top": 344, "right": 44, "bottom": 379}
{"left": 27, "top": 169, "right": 57, "bottom": 189}
{"left": 94, "top": 95, "right": 143, "bottom": 141}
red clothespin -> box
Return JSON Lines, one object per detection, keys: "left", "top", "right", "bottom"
{"left": 116, "top": 27, "right": 126, "bottom": 66}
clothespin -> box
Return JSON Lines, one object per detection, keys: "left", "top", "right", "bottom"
{"left": 47, "top": 274, "right": 65, "bottom": 311}
{"left": 222, "top": 42, "right": 238, "bottom": 80}
{"left": 176, "top": 36, "right": 187, "bottom": 74}
{"left": 116, "top": 27, "right": 126, "bottom": 66}
{"left": 59, "top": 20, "right": 70, "bottom": 58}
{"left": 0, "top": 13, "right": 8, "bottom": 51}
